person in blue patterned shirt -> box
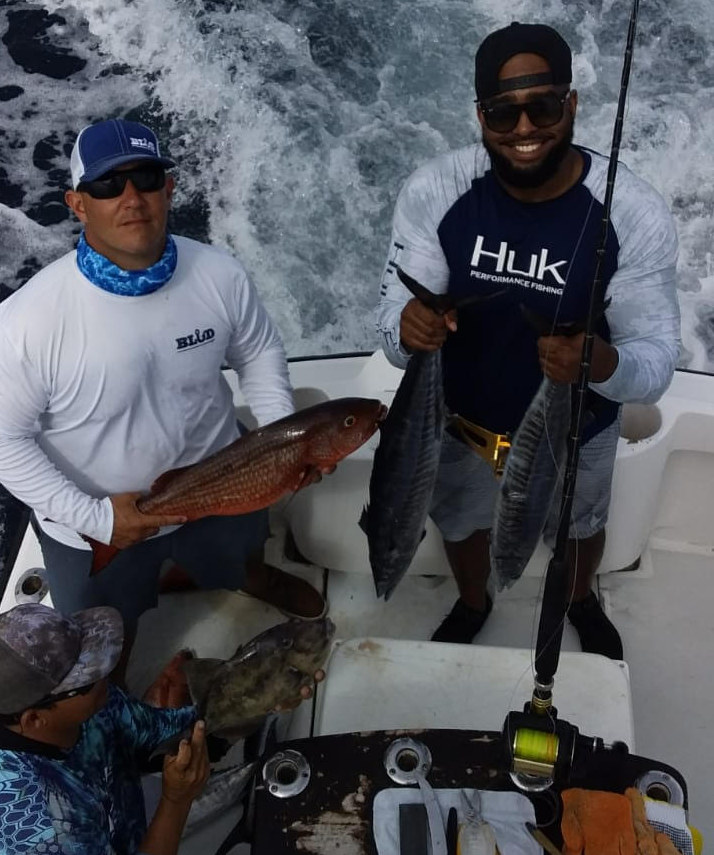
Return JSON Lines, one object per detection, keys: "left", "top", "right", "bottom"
{"left": 0, "top": 603, "right": 208, "bottom": 855}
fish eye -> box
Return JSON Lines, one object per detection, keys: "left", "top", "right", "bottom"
{"left": 281, "top": 638, "right": 294, "bottom": 649}
{"left": 344, "top": 415, "right": 356, "bottom": 427}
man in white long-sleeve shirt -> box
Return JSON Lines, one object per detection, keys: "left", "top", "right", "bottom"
{"left": 376, "top": 23, "right": 681, "bottom": 656}
{"left": 0, "top": 118, "right": 325, "bottom": 675}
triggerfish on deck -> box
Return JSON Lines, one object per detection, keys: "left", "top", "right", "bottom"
{"left": 156, "top": 617, "right": 335, "bottom": 756}
{"left": 86, "top": 398, "right": 386, "bottom": 574}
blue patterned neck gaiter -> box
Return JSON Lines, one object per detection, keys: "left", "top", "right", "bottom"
{"left": 76, "top": 232, "right": 177, "bottom": 296}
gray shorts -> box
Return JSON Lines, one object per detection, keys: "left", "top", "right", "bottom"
{"left": 430, "top": 415, "right": 621, "bottom": 543}
{"left": 38, "top": 510, "right": 270, "bottom": 634}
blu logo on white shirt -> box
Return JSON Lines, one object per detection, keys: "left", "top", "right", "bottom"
{"left": 176, "top": 328, "right": 215, "bottom": 351}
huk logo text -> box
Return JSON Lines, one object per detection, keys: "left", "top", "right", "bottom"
{"left": 470, "top": 235, "right": 568, "bottom": 285}
{"left": 176, "top": 328, "right": 215, "bottom": 351}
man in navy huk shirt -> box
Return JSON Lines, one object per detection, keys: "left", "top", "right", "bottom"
{"left": 376, "top": 23, "right": 680, "bottom": 657}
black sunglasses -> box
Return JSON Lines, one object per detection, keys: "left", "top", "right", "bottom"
{"left": 34, "top": 681, "right": 98, "bottom": 708}
{"left": 78, "top": 164, "right": 167, "bottom": 199}
{"left": 479, "top": 90, "right": 572, "bottom": 134}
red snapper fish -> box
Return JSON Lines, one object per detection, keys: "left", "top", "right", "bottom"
{"left": 87, "top": 397, "right": 386, "bottom": 574}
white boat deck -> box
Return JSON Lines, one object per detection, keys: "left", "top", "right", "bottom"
{"left": 116, "top": 528, "right": 712, "bottom": 854}
{"left": 155, "top": 536, "right": 711, "bottom": 853}
{"left": 4, "top": 510, "right": 712, "bottom": 853}
{"left": 2, "top": 355, "right": 713, "bottom": 853}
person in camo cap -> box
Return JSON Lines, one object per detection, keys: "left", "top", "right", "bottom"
{"left": 0, "top": 603, "right": 208, "bottom": 855}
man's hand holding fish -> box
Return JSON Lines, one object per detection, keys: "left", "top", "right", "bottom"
{"left": 399, "top": 297, "right": 458, "bottom": 351}
{"left": 537, "top": 332, "right": 619, "bottom": 384}
{"left": 109, "top": 491, "right": 188, "bottom": 549}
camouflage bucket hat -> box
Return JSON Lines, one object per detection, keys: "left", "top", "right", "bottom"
{"left": 0, "top": 604, "right": 123, "bottom": 715}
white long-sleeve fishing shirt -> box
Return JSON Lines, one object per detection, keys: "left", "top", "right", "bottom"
{"left": 0, "top": 235, "right": 294, "bottom": 549}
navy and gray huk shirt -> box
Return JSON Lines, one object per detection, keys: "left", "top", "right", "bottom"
{"left": 377, "top": 144, "right": 680, "bottom": 439}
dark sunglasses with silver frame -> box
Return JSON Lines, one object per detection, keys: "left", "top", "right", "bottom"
{"left": 0, "top": 681, "right": 99, "bottom": 726}
{"left": 77, "top": 164, "right": 167, "bottom": 199}
{"left": 478, "top": 90, "right": 573, "bottom": 134}
{"left": 35, "top": 680, "right": 99, "bottom": 707}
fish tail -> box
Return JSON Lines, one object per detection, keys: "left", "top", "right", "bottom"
{"left": 359, "top": 505, "right": 369, "bottom": 535}
{"left": 374, "top": 576, "right": 392, "bottom": 601}
{"left": 83, "top": 536, "right": 121, "bottom": 576}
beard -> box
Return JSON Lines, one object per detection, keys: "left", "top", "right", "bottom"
{"left": 483, "top": 121, "right": 574, "bottom": 189}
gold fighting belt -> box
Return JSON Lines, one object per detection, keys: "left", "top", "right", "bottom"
{"left": 448, "top": 415, "right": 511, "bottom": 477}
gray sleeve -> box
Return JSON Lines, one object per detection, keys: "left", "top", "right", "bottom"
{"left": 375, "top": 148, "right": 477, "bottom": 367}
{"left": 591, "top": 173, "right": 681, "bottom": 404}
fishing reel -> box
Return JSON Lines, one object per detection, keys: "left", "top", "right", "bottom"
{"left": 502, "top": 705, "right": 582, "bottom": 792}
{"left": 502, "top": 679, "right": 630, "bottom": 794}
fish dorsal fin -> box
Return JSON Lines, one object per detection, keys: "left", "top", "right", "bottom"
{"left": 182, "top": 658, "right": 225, "bottom": 708}
{"left": 397, "top": 266, "right": 506, "bottom": 314}
{"left": 397, "top": 267, "right": 452, "bottom": 314}
{"left": 149, "top": 465, "right": 192, "bottom": 495}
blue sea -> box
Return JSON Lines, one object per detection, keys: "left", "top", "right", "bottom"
{"left": 1, "top": 0, "right": 713, "bottom": 576}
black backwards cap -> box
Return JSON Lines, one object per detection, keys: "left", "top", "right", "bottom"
{"left": 475, "top": 22, "right": 572, "bottom": 102}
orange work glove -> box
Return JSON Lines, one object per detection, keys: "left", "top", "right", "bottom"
{"left": 625, "top": 788, "right": 681, "bottom": 855}
{"left": 561, "top": 789, "right": 637, "bottom": 855}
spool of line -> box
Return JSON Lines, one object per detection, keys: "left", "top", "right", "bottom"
{"left": 513, "top": 728, "right": 559, "bottom": 764}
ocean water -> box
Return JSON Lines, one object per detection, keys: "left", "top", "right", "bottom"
{"left": 0, "top": 0, "right": 713, "bottom": 571}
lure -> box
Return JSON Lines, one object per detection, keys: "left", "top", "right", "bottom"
{"left": 456, "top": 790, "right": 499, "bottom": 855}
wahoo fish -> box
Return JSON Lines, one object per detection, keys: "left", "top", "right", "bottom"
{"left": 362, "top": 269, "right": 506, "bottom": 600}
{"left": 361, "top": 348, "right": 444, "bottom": 600}
{"left": 183, "top": 617, "right": 335, "bottom": 741}
{"left": 489, "top": 377, "right": 571, "bottom": 589}
{"left": 87, "top": 398, "right": 386, "bottom": 574}
{"left": 361, "top": 269, "right": 448, "bottom": 601}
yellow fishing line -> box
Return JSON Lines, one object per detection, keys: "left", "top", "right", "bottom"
{"left": 513, "top": 728, "right": 559, "bottom": 764}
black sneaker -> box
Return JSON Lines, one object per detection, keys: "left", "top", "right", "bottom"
{"left": 431, "top": 596, "right": 493, "bottom": 644}
{"left": 567, "top": 591, "right": 623, "bottom": 660}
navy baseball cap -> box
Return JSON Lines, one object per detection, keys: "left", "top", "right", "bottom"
{"left": 0, "top": 604, "right": 123, "bottom": 715}
{"left": 475, "top": 22, "right": 572, "bottom": 102}
{"left": 70, "top": 118, "right": 175, "bottom": 189}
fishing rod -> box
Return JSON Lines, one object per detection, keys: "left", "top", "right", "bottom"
{"left": 534, "top": 0, "right": 641, "bottom": 690}
{"left": 504, "top": 0, "right": 642, "bottom": 786}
